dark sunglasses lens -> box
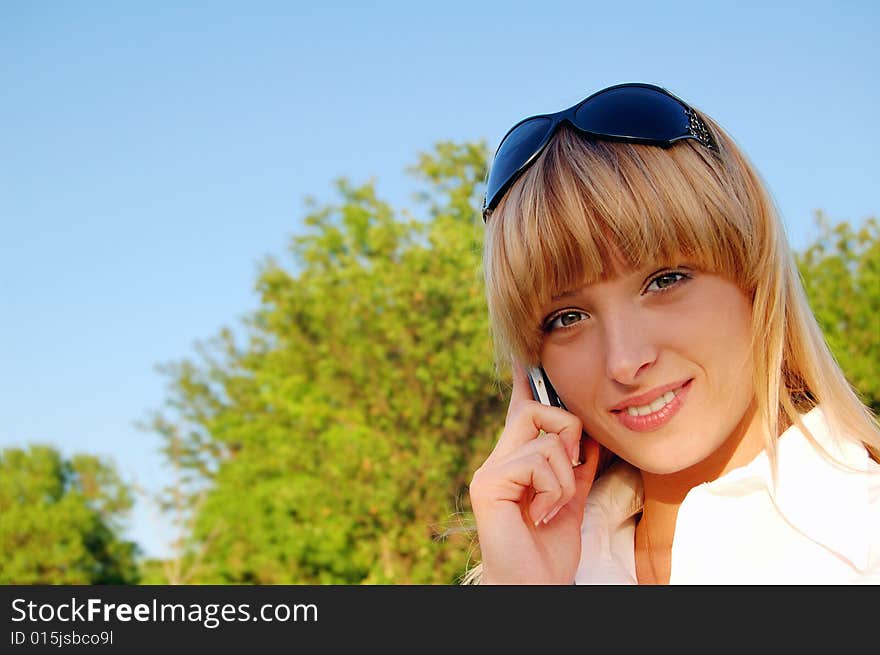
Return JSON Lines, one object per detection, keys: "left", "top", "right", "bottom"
{"left": 485, "top": 116, "right": 553, "bottom": 210}
{"left": 574, "top": 86, "right": 687, "bottom": 141}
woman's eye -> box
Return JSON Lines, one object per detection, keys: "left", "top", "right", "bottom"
{"left": 645, "top": 271, "right": 689, "bottom": 293}
{"left": 545, "top": 310, "right": 588, "bottom": 332}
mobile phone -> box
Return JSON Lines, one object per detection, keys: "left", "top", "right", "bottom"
{"left": 526, "top": 365, "right": 563, "bottom": 408}
{"left": 526, "top": 365, "right": 588, "bottom": 467}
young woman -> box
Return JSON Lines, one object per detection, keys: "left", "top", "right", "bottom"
{"left": 466, "top": 83, "right": 880, "bottom": 584}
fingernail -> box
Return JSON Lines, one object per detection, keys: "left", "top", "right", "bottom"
{"left": 543, "top": 505, "right": 562, "bottom": 524}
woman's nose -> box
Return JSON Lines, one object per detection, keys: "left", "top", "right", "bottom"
{"left": 602, "top": 313, "right": 658, "bottom": 386}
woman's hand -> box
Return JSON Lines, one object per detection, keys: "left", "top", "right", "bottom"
{"left": 469, "top": 361, "right": 600, "bottom": 584}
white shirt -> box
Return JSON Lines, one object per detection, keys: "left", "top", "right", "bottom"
{"left": 573, "top": 407, "right": 880, "bottom": 584}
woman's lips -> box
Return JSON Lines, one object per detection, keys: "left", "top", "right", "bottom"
{"left": 612, "top": 379, "right": 693, "bottom": 432}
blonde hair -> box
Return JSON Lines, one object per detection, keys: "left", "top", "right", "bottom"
{"left": 465, "top": 105, "right": 879, "bottom": 584}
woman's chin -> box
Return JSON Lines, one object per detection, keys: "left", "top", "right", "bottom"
{"left": 614, "top": 442, "right": 710, "bottom": 476}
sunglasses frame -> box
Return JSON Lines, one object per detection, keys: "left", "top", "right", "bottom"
{"left": 481, "top": 83, "right": 718, "bottom": 222}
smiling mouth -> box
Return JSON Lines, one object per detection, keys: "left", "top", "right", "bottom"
{"left": 610, "top": 379, "right": 694, "bottom": 432}
{"left": 611, "top": 379, "right": 693, "bottom": 416}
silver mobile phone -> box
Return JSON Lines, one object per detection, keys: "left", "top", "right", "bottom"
{"left": 526, "top": 365, "right": 563, "bottom": 408}
{"left": 526, "top": 365, "right": 588, "bottom": 466}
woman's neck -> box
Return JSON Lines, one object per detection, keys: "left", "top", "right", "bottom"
{"left": 636, "top": 399, "right": 767, "bottom": 584}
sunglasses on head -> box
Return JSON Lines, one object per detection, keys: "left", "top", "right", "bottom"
{"left": 481, "top": 82, "right": 718, "bottom": 222}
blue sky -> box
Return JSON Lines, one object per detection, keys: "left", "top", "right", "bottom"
{"left": 2, "top": 0, "right": 878, "bottom": 559}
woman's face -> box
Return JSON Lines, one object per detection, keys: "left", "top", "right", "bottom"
{"left": 538, "top": 255, "right": 756, "bottom": 474}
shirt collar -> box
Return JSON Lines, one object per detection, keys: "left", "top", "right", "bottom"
{"left": 701, "top": 406, "right": 872, "bottom": 570}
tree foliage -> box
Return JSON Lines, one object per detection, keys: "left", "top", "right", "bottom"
{"left": 3, "top": 138, "right": 875, "bottom": 585}
{"left": 0, "top": 445, "right": 139, "bottom": 584}
{"left": 137, "top": 144, "right": 879, "bottom": 584}
{"left": 797, "top": 213, "right": 880, "bottom": 413}
{"left": 138, "top": 141, "right": 506, "bottom": 583}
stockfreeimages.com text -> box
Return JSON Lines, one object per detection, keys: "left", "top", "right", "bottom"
{"left": 11, "top": 597, "right": 317, "bottom": 629}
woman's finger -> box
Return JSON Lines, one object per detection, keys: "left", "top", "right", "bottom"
{"left": 496, "top": 431, "right": 577, "bottom": 510}
{"left": 493, "top": 452, "right": 564, "bottom": 525}
{"left": 492, "top": 401, "right": 584, "bottom": 466}
{"left": 570, "top": 436, "right": 601, "bottom": 510}
{"left": 505, "top": 358, "right": 536, "bottom": 424}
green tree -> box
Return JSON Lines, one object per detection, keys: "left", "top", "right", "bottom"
{"left": 0, "top": 445, "right": 140, "bottom": 584}
{"left": 138, "top": 144, "right": 879, "bottom": 585}
{"left": 797, "top": 213, "right": 880, "bottom": 414}
{"left": 137, "top": 141, "right": 504, "bottom": 583}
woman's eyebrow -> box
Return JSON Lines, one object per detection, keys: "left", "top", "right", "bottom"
{"left": 549, "top": 263, "right": 674, "bottom": 302}
{"left": 551, "top": 288, "right": 585, "bottom": 302}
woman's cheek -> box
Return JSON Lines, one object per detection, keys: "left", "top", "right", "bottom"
{"left": 544, "top": 347, "right": 604, "bottom": 425}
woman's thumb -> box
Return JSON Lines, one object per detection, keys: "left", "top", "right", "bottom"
{"left": 571, "top": 436, "right": 601, "bottom": 508}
